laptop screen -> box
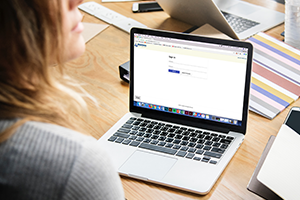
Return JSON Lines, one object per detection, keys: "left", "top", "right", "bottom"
{"left": 130, "top": 28, "right": 252, "bottom": 132}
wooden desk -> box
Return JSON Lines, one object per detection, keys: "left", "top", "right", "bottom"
{"left": 66, "top": 0, "right": 297, "bottom": 199}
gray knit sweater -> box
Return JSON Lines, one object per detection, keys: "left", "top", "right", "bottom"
{"left": 0, "top": 119, "right": 124, "bottom": 200}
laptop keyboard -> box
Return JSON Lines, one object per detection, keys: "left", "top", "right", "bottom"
{"left": 108, "top": 117, "right": 235, "bottom": 165}
{"left": 221, "top": 11, "right": 260, "bottom": 34}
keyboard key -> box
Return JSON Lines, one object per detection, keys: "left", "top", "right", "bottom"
{"left": 182, "top": 136, "right": 190, "bottom": 141}
{"left": 137, "top": 132, "right": 145, "bottom": 136}
{"left": 197, "top": 134, "right": 205, "bottom": 139}
{"left": 220, "top": 139, "right": 232, "bottom": 144}
{"left": 139, "top": 127, "right": 147, "bottom": 131}
{"left": 108, "top": 136, "right": 117, "bottom": 142}
{"left": 195, "top": 144, "right": 204, "bottom": 149}
{"left": 209, "top": 160, "right": 218, "bottom": 165}
{"left": 146, "top": 129, "right": 154, "bottom": 133}
{"left": 115, "top": 138, "right": 124, "bottom": 143}
{"left": 146, "top": 124, "right": 154, "bottom": 129}
{"left": 161, "top": 127, "right": 168, "bottom": 131}
{"left": 212, "top": 142, "right": 221, "bottom": 147}
{"left": 204, "top": 136, "right": 212, "bottom": 140}
{"left": 173, "top": 139, "right": 181, "bottom": 144}
{"left": 220, "top": 144, "right": 228, "bottom": 149}
{"left": 204, "top": 151, "right": 222, "bottom": 159}
{"left": 160, "top": 132, "right": 168, "bottom": 136}
{"left": 126, "top": 120, "right": 134, "bottom": 124}
{"left": 139, "top": 143, "right": 177, "bottom": 155}
{"left": 193, "top": 157, "right": 201, "bottom": 161}
{"left": 122, "top": 124, "right": 133, "bottom": 129}
{"left": 189, "top": 133, "right": 197, "bottom": 137}
{"left": 168, "top": 128, "right": 176, "bottom": 133}
{"left": 205, "top": 141, "right": 213, "bottom": 145}
{"left": 130, "top": 141, "right": 140, "bottom": 147}
{"left": 182, "top": 131, "right": 190, "bottom": 135}
{"left": 196, "top": 149, "right": 204, "bottom": 155}
{"left": 136, "top": 137, "right": 144, "bottom": 142}
{"left": 188, "top": 148, "right": 196, "bottom": 153}
{"left": 166, "top": 138, "right": 174, "bottom": 142}
{"left": 212, "top": 137, "right": 220, "bottom": 142}
{"left": 197, "top": 139, "right": 205, "bottom": 144}
{"left": 175, "top": 135, "right": 183, "bottom": 139}
{"left": 167, "top": 133, "right": 175, "bottom": 138}
{"left": 173, "top": 144, "right": 181, "bottom": 149}
{"left": 180, "top": 141, "right": 188, "bottom": 145}
{"left": 153, "top": 125, "right": 161, "bottom": 130}
{"left": 151, "top": 135, "right": 159, "bottom": 139}
{"left": 122, "top": 139, "right": 131, "bottom": 145}
{"left": 186, "top": 153, "right": 195, "bottom": 159}
{"left": 132, "top": 126, "right": 139, "bottom": 130}
{"left": 180, "top": 146, "right": 188, "bottom": 151}
{"left": 176, "top": 151, "right": 187, "bottom": 157}
{"left": 211, "top": 147, "right": 225, "bottom": 154}
{"left": 203, "top": 146, "right": 212, "bottom": 151}
{"left": 158, "top": 136, "right": 166, "bottom": 141}
{"left": 118, "top": 128, "right": 131, "bottom": 133}
{"left": 144, "top": 133, "right": 152, "bottom": 138}
{"left": 158, "top": 141, "right": 166, "bottom": 146}
{"left": 165, "top": 143, "right": 174, "bottom": 148}
{"left": 226, "top": 136, "right": 234, "bottom": 140}
{"left": 188, "top": 142, "right": 196, "bottom": 147}
{"left": 150, "top": 140, "right": 159, "bottom": 145}
{"left": 143, "top": 138, "right": 151, "bottom": 143}
{"left": 129, "top": 130, "right": 138, "bottom": 135}
{"left": 113, "top": 132, "right": 130, "bottom": 138}
{"left": 203, "top": 156, "right": 211, "bottom": 160}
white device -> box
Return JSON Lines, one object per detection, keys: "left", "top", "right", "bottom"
{"left": 98, "top": 27, "right": 253, "bottom": 194}
{"left": 78, "top": 2, "right": 147, "bottom": 33}
{"left": 156, "top": 0, "right": 285, "bottom": 39}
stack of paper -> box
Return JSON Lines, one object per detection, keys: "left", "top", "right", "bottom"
{"left": 257, "top": 124, "right": 300, "bottom": 199}
{"left": 246, "top": 32, "right": 300, "bottom": 119}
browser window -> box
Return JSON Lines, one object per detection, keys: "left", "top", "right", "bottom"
{"left": 133, "top": 33, "right": 248, "bottom": 126}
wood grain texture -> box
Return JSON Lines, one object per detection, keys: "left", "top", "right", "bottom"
{"left": 65, "top": 0, "right": 292, "bottom": 199}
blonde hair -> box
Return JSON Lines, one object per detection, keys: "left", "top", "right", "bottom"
{"left": 0, "top": 0, "right": 94, "bottom": 142}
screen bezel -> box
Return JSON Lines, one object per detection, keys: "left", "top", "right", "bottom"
{"left": 129, "top": 28, "right": 253, "bottom": 134}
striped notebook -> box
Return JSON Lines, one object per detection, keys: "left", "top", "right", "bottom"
{"left": 246, "top": 32, "right": 300, "bottom": 119}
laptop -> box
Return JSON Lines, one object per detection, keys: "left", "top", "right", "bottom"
{"left": 156, "top": 0, "right": 285, "bottom": 40}
{"left": 98, "top": 27, "right": 253, "bottom": 194}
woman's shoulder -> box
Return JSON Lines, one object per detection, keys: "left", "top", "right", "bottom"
{"left": 0, "top": 119, "right": 124, "bottom": 200}
{"left": 0, "top": 119, "right": 108, "bottom": 166}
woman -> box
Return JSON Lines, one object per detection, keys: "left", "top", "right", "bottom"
{"left": 0, "top": 0, "right": 124, "bottom": 199}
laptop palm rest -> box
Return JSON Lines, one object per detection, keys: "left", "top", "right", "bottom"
{"left": 119, "top": 150, "right": 177, "bottom": 180}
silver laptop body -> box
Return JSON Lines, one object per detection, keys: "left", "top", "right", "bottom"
{"left": 156, "top": 0, "right": 285, "bottom": 39}
{"left": 98, "top": 27, "right": 253, "bottom": 194}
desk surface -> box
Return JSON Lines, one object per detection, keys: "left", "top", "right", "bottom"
{"left": 67, "top": 0, "right": 298, "bottom": 199}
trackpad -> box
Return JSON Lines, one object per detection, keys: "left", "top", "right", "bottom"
{"left": 119, "top": 150, "right": 177, "bottom": 180}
